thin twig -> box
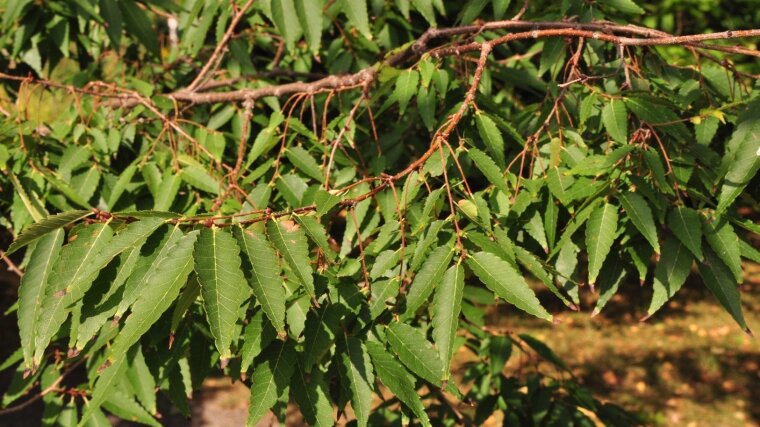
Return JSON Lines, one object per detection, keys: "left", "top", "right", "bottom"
{"left": 324, "top": 83, "right": 371, "bottom": 189}
{"left": 0, "top": 359, "right": 86, "bottom": 416}
{"left": 231, "top": 99, "right": 254, "bottom": 184}
{"left": 0, "top": 249, "right": 23, "bottom": 278}
{"left": 186, "top": 0, "right": 256, "bottom": 92}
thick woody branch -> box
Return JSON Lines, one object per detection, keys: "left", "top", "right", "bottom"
{"left": 166, "top": 22, "right": 760, "bottom": 105}
{"left": 433, "top": 27, "right": 760, "bottom": 57}
{"left": 170, "top": 68, "right": 377, "bottom": 104}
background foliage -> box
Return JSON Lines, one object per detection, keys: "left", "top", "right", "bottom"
{"left": 1, "top": 0, "right": 759, "bottom": 425}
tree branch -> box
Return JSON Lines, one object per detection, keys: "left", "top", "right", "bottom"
{"left": 0, "top": 359, "right": 85, "bottom": 416}
{"left": 17, "top": 20, "right": 741, "bottom": 110}
{"left": 165, "top": 22, "right": 760, "bottom": 105}
{"left": 185, "top": 0, "right": 256, "bottom": 92}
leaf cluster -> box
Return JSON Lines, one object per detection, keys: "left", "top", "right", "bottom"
{"left": 1, "top": 0, "right": 759, "bottom": 425}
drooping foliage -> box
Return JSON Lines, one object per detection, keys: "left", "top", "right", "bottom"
{"left": 1, "top": 0, "right": 759, "bottom": 425}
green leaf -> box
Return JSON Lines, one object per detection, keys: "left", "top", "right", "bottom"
{"left": 475, "top": 113, "right": 505, "bottom": 168}
{"left": 183, "top": 2, "right": 220, "bottom": 56}
{"left": 302, "top": 304, "right": 345, "bottom": 370}
{"left": 7, "top": 209, "right": 90, "bottom": 255}
{"left": 550, "top": 199, "right": 601, "bottom": 258}
{"left": 513, "top": 245, "right": 573, "bottom": 308}
{"left": 267, "top": 219, "right": 315, "bottom": 297}
{"left": 276, "top": 174, "right": 308, "bottom": 206}
{"left": 247, "top": 126, "right": 279, "bottom": 166}
{"left": 41, "top": 217, "right": 166, "bottom": 351}
{"left": 387, "top": 322, "right": 444, "bottom": 386}
{"left": 524, "top": 209, "right": 548, "bottom": 253}
{"left": 82, "top": 407, "right": 110, "bottom": 427}
{"left": 402, "top": 245, "right": 454, "bottom": 319}
{"left": 107, "top": 164, "right": 137, "bottom": 210}
{"left": 235, "top": 227, "right": 286, "bottom": 334}
{"left": 106, "top": 229, "right": 199, "bottom": 365}
{"left": 492, "top": 0, "right": 510, "bottom": 18}
{"left": 466, "top": 251, "right": 552, "bottom": 321}
{"left": 366, "top": 341, "right": 431, "bottom": 427}
{"left": 431, "top": 264, "right": 464, "bottom": 379}
{"left": 370, "top": 249, "right": 400, "bottom": 279}
{"left": 118, "top": 0, "right": 160, "bottom": 57}
{"left": 546, "top": 167, "right": 574, "bottom": 204}
{"left": 459, "top": 0, "right": 488, "bottom": 23}
{"left": 592, "top": 255, "right": 627, "bottom": 316}
{"left": 194, "top": 226, "right": 249, "bottom": 360}
{"left": 293, "top": 364, "right": 334, "bottom": 427}
{"left": 9, "top": 173, "right": 47, "bottom": 221}
{"left": 116, "top": 225, "right": 184, "bottom": 318}
{"left": 598, "top": 0, "right": 645, "bottom": 14}
{"left": 71, "top": 166, "right": 101, "bottom": 203}
{"left": 703, "top": 218, "right": 743, "bottom": 283}
{"left": 699, "top": 247, "right": 750, "bottom": 333}
{"left": 417, "top": 83, "right": 437, "bottom": 131}
{"left": 59, "top": 398, "right": 79, "bottom": 426}
{"left": 295, "top": 215, "right": 336, "bottom": 259}
{"left": 2, "top": 0, "right": 32, "bottom": 28}
{"left": 126, "top": 346, "right": 157, "bottom": 415}
{"left": 643, "top": 148, "right": 673, "bottom": 195}
{"left": 314, "top": 189, "right": 341, "bottom": 216}
{"left": 695, "top": 116, "right": 720, "bottom": 146}
{"left": 286, "top": 146, "right": 324, "bottom": 182}
{"left": 77, "top": 240, "right": 149, "bottom": 350}
{"left": 488, "top": 335, "right": 512, "bottom": 376}
{"left": 34, "top": 223, "right": 114, "bottom": 365}
{"left": 740, "top": 238, "right": 760, "bottom": 263}
{"left": 370, "top": 278, "right": 400, "bottom": 319}
{"left": 180, "top": 165, "right": 220, "bottom": 194}
{"left": 79, "top": 351, "right": 128, "bottom": 426}
{"left": 295, "top": 0, "right": 323, "bottom": 55}
{"left": 340, "top": 336, "right": 374, "bottom": 427}
{"left": 585, "top": 203, "right": 619, "bottom": 285}
{"left": 626, "top": 96, "right": 690, "bottom": 142}
{"left": 601, "top": 99, "right": 628, "bottom": 143}
{"left": 103, "top": 388, "right": 160, "bottom": 427}
{"left": 99, "top": 0, "right": 123, "bottom": 48}
{"left": 646, "top": 236, "right": 693, "bottom": 318}
{"left": 271, "top": 0, "right": 303, "bottom": 51}
{"left": 287, "top": 293, "right": 310, "bottom": 338}
{"left": 240, "top": 310, "right": 277, "bottom": 374}
{"left": 342, "top": 0, "right": 372, "bottom": 39}
{"left": 545, "top": 197, "right": 558, "bottom": 250}
{"left": 17, "top": 229, "right": 63, "bottom": 371}
{"left": 468, "top": 148, "right": 509, "bottom": 195}
{"left": 395, "top": 70, "right": 419, "bottom": 115}
{"left": 667, "top": 207, "right": 703, "bottom": 261}
{"left": 410, "top": 0, "right": 436, "bottom": 26}
{"left": 153, "top": 173, "right": 181, "bottom": 211}
{"left": 626, "top": 241, "right": 651, "bottom": 284}
{"left": 619, "top": 192, "right": 660, "bottom": 254}
{"left": 170, "top": 275, "right": 200, "bottom": 333}
{"left": 2, "top": 358, "right": 42, "bottom": 407}
{"left": 247, "top": 341, "right": 297, "bottom": 427}
{"left": 538, "top": 38, "right": 565, "bottom": 79}
{"left": 717, "top": 120, "right": 760, "bottom": 212}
